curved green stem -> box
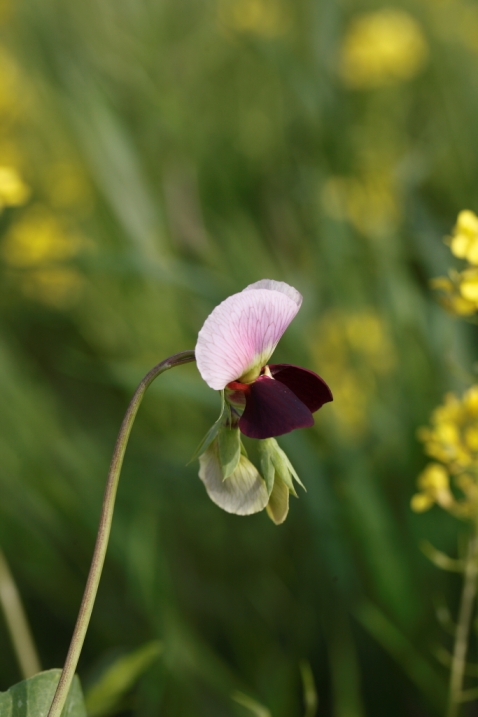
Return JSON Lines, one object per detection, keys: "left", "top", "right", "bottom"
{"left": 47, "top": 351, "right": 196, "bottom": 717}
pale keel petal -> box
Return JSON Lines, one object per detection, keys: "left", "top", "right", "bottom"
{"left": 196, "top": 287, "right": 301, "bottom": 390}
{"left": 199, "top": 442, "right": 269, "bottom": 515}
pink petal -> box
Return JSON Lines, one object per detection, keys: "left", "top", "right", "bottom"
{"left": 269, "top": 364, "right": 333, "bottom": 412}
{"left": 244, "top": 279, "right": 302, "bottom": 307}
{"left": 239, "top": 375, "right": 314, "bottom": 439}
{"left": 196, "top": 284, "right": 301, "bottom": 390}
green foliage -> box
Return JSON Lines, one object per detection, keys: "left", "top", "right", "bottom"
{"left": 300, "top": 661, "right": 318, "bottom": 717}
{"left": 0, "top": 0, "right": 475, "bottom": 712}
{"left": 189, "top": 391, "right": 225, "bottom": 463}
{"left": 355, "top": 601, "right": 445, "bottom": 710}
{"left": 232, "top": 691, "right": 272, "bottom": 717}
{"left": 85, "top": 641, "right": 162, "bottom": 717}
{"left": 0, "top": 670, "right": 86, "bottom": 717}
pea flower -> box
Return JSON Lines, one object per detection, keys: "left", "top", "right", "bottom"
{"left": 195, "top": 279, "right": 332, "bottom": 522}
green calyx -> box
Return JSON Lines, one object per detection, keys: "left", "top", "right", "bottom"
{"left": 190, "top": 391, "right": 245, "bottom": 480}
{"left": 193, "top": 392, "right": 304, "bottom": 524}
{"left": 258, "top": 438, "right": 305, "bottom": 525}
{"left": 217, "top": 425, "right": 242, "bottom": 479}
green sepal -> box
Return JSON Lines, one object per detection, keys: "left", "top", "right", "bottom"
{"left": 271, "top": 438, "right": 305, "bottom": 491}
{"left": 188, "top": 390, "right": 226, "bottom": 463}
{"left": 264, "top": 438, "right": 306, "bottom": 497}
{"left": 282, "top": 451, "right": 305, "bottom": 491}
{"left": 240, "top": 440, "right": 248, "bottom": 458}
{"left": 257, "top": 440, "right": 276, "bottom": 496}
{"left": 217, "top": 425, "right": 241, "bottom": 479}
{"left": 272, "top": 452, "right": 298, "bottom": 497}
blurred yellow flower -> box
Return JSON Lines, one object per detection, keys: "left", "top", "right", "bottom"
{"left": 0, "top": 38, "right": 92, "bottom": 311}
{"left": 459, "top": 267, "right": 478, "bottom": 303}
{"left": 2, "top": 204, "right": 84, "bottom": 268}
{"left": 340, "top": 9, "right": 428, "bottom": 89}
{"left": 430, "top": 275, "right": 477, "bottom": 316}
{"left": 414, "top": 387, "right": 478, "bottom": 519}
{"left": 410, "top": 491, "right": 434, "bottom": 512}
{"left": 411, "top": 463, "right": 453, "bottom": 513}
{"left": 218, "top": 0, "right": 289, "bottom": 36}
{"left": 1, "top": 204, "right": 87, "bottom": 307}
{"left": 309, "top": 309, "right": 395, "bottom": 439}
{"left": 321, "top": 171, "right": 399, "bottom": 237}
{"left": 431, "top": 211, "right": 478, "bottom": 316}
{"left": 44, "top": 161, "right": 94, "bottom": 214}
{"left": 449, "top": 209, "right": 478, "bottom": 265}
{"left": 20, "top": 267, "right": 84, "bottom": 308}
{"left": 0, "top": 166, "right": 29, "bottom": 210}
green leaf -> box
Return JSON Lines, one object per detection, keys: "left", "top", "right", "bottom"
{"left": 257, "top": 440, "right": 275, "bottom": 496}
{"left": 0, "top": 669, "right": 87, "bottom": 717}
{"left": 232, "top": 690, "right": 272, "bottom": 717}
{"left": 85, "top": 640, "right": 162, "bottom": 717}
{"left": 217, "top": 425, "right": 241, "bottom": 479}
{"left": 355, "top": 601, "right": 445, "bottom": 710}
{"left": 188, "top": 390, "right": 226, "bottom": 463}
{"left": 300, "top": 660, "right": 318, "bottom": 717}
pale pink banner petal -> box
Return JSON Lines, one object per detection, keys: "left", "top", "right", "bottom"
{"left": 196, "top": 285, "right": 301, "bottom": 390}
{"left": 244, "top": 279, "right": 303, "bottom": 307}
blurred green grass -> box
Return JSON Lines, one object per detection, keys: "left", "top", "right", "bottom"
{"left": 1, "top": 0, "right": 478, "bottom": 713}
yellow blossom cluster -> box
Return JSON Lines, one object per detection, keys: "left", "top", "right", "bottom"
{"left": 2, "top": 204, "right": 87, "bottom": 307}
{"left": 449, "top": 209, "right": 478, "bottom": 264}
{"left": 309, "top": 309, "right": 395, "bottom": 439}
{"left": 432, "top": 210, "right": 478, "bottom": 315}
{"left": 412, "top": 386, "right": 478, "bottom": 518}
{"left": 0, "top": 21, "right": 93, "bottom": 309}
{"left": 340, "top": 9, "right": 428, "bottom": 89}
{"left": 0, "top": 165, "right": 29, "bottom": 211}
{"left": 321, "top": 170, "right": 399, "bottom": 237}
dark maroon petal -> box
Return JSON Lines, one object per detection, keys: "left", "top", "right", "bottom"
{"left": 239, "top": 376, "right": 314, "bottom": 439}
{"left": 268, "top": 364, "right": 333, "bottom": 413}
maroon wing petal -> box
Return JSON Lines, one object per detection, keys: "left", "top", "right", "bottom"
{"left": 269, "top": 364, "right": 333, "bottom": 413}
{"left": 239, "top": 375, "right": 314, "bottom": 439}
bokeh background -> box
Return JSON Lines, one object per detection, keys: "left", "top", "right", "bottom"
{"left": 0, "top": 0, "right": 477, "bottom": 714}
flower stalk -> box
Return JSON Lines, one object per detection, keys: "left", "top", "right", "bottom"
{"left": 47, "top": 350, "right": 195, "bottom": 717}
{"left": 447, "top": 533, "right": 478, "bottom": 717}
